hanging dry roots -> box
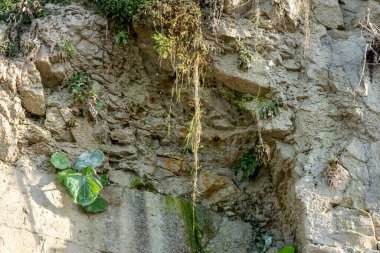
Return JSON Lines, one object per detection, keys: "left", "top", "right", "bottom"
{"left": 256, "top": 142, "right": 270, "bottom": 168}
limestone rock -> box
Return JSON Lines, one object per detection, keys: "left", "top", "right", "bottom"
{"left": 44, "top": 107, "right": 74, "bottom": 142}
{"left": 34, "top": 45, "right": 66, "bottom": 88}
{"left": 206, "top": 217, "right": 253, "bottom": 253}
{"left": 212, "top": 54, "right": 270, "bottom": 96}
{"left": 313, "top": 0, "right": 345, "bottom": 29}
{"left": 156, "top": 154, "right": 186, "bottom": 175}
{"left": 0, "top": 114, "right": 18, "bottom": 163}
{"left": 199, "top": 170, "right": 234, "bottom": 198}
{"left": 107, "top": 145, "right": 138, "bottom": 161}
{"left": 18, "top": 63, "right": 46, "bottom": 116}
{"left": 110, "top": 128, "right": 136, "bottom": 145}
{"left": 223, "top": 0, "right": 251, "bottom": 15}
{"left": 261, "top": 109, "right": 294, "bottom": 139}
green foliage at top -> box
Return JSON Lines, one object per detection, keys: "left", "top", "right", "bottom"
{"left": 143, "top": 0, "right": 207, "bottom": 92}
{"left": 233, "top": 150, "right": 259, "bottom": 180}
{"left": 278, "top": 246, "right": 295, "bottom": 253}
{"left": 51, "top": 150, "right": 108, "bottom": 213}
{"left": 90, "top": 0, "right": 148, "bottom": 23}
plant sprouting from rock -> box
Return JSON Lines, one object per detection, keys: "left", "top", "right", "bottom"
{"left": 142, "top": 0, "right": 208, "bottom": 236}
{"left": 258, "top": 97, "right": 283, "bottom": 120}
{"left": 236, "top": 39, "right": 254, "bottom": 71}
{"left": 233, "top": 142, "right": 270, "bottom": 181}
{"left": 50, "top": 150, "right": 109, "bottom": 213}
{"left": 68, "top": 71, "right": 103, "bottom": 121}
{"left": 114, "top": 30, "right": 129, "bottom": 48}
{"left": 323, "top": 157, "right": 345, "bottom": 187}
{"left": 57, "top": 39, "right": 75, "bottom": 59}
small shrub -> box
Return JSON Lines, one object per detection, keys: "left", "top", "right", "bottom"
{"left": 233, "top": 150, "right": 259, "bottom": 180}
{"left": 152, "top": 32, "right": 175, "bottom": 61}
{"left": 68, "top": 71, "right": 102, "bottom": 120}
{"left": 90, "top": 0, "right": 148, "bottom": 23}
{"left": 50, "top": 150, "right": 109, "bottom": 213}
{"left": 0, "top": 39, "right": 18, "bottom": 58}
{"left": 233, "top": 142, "right": 270, "bottom": 180}
{"left": 57, "top": 40, "right": 75, "bottom": 59}
{"left": 236, "top": 39, "right": 254, "bottom": 71}
{"left": 114, "top": 30, "right": 128, "bottom": 48}
{"left": 258, "top": 97, "right": 283, "bottom": 120}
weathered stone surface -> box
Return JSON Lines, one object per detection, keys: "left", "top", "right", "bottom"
{"left": 156, "top": 154, "right": 186, "bottom": 175}
{"left": 44, "top": 107, "right": 74, "bottom": 142}
{"left": 34, "top": 45, "right": 66, "bottom": 88}
{"left": 206, "top": 217, "right": 253, "bottom": 253}
{"left": 313, "top": 0, "right": 345, "bottom": 29}
{"left": 18, "top": 63, "right": 46, "bottom": 116}
{"left": 0, "top": 114, "right": 18, "bottom": 163}
{"left": 110, "top": 128, "right": 136, "bottom": 144}
{"left": 212, "top": 54, "right": 270, "bottom": 96}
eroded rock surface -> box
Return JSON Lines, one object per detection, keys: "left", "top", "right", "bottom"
{"left": 1, "top": 0, "right": 380, "bottom": 252}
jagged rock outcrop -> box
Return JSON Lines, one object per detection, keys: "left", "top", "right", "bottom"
{"left": 1, "top": 0, "right": 380, "bottom": 252}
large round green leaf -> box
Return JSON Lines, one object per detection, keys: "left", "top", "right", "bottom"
{"left": 278, "top": 246, "right": 295, "bottom": 253}
{"left": 51, "top": 152, "right": 72, "bottom": 170}
{"left": 63, "top": 167, "right": 103, "bottom": 206}
{"left": 82, "top": 195, "right": 109, "bottom": 213}
{"left": 75, "top": 150, "right": 104, "bottom": 171}
{"left": 57, "top": 169, "right": 77, "bottom": 184}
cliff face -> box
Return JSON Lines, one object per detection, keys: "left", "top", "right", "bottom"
{"left": 0, "top": 0, "right": 380, "bottom": 252}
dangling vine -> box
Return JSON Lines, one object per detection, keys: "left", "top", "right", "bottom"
{"left": 141, "top": 0, "right": 208, "bottom": 238}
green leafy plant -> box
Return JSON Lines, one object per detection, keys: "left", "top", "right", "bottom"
{"left": 278, "top": 245, "right": 295, "bottom": 253}
{"left": 57, "top": 40, "right": 75, "bottom": 59}
{"left": 236, "top": 39, "right": 254, "bottom": 71}
{"left": 51, "top": 150, "right": 109, "bottom": 213}
{"left": 114, "top": 30, "right": 129, "bottom": 48}
{"left": 153, "top": 32, "right": 175, "bottom": 61}
{"left": 68, "top": 72, "right": 102, "bottom": 120}
{"left": 233, "top": 142, "right": 270, "bottom": 181}
{"left": 258, "top": 97, "right": 283, "bottom": 120}
{"left": 233, "top": 150, "right": 259, "bottom": 180}
{"left": 90, "top": 0, "right": 148, "bottom": 23}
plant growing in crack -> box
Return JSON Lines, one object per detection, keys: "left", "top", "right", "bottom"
{"left": 50, "top": 150, "right": 109, "bottom": 213}
{"left": 323, "top": 156, "right": 345, "bottom": 187}
{"left": 68, "top": 71, "right": 103, "bottom": 121}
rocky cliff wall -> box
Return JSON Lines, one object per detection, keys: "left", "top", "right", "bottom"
{"left": 0, "top": 0, "right": 379, "bottom": 252}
